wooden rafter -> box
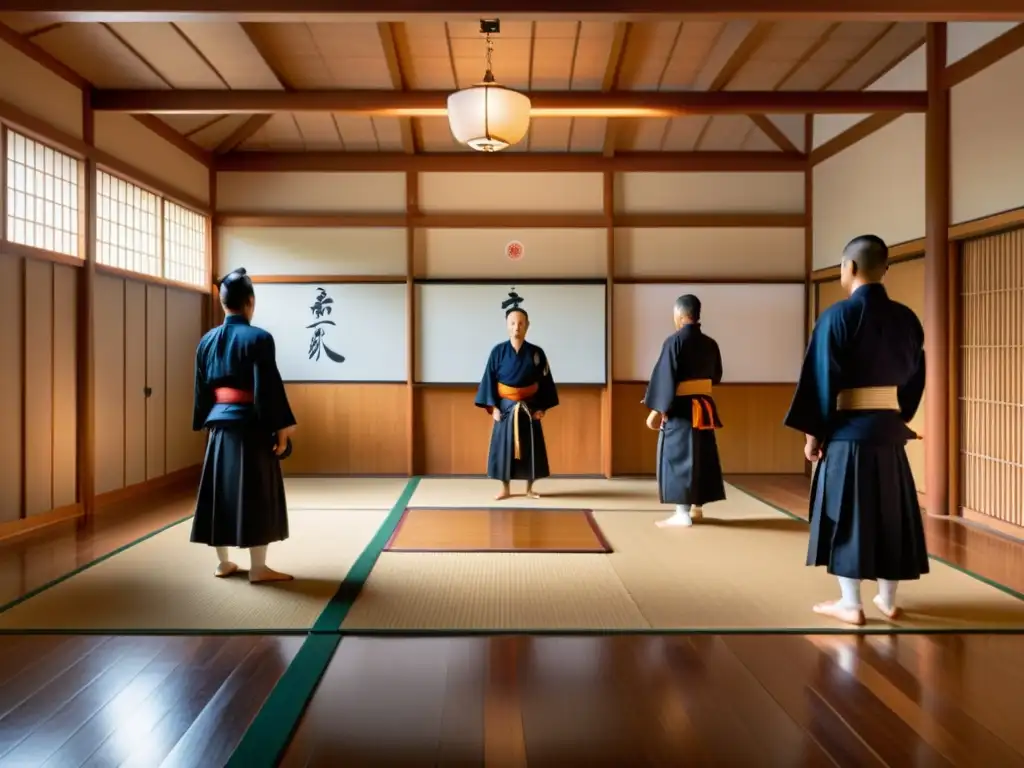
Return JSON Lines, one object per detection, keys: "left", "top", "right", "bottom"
{"left": 378, "top": 21, "right": 416, "bottom": 154}
{"left": 214, "top": 114, "right": 272, "bottom": 154}
{"left": 89, "top": 88, "right": 928, "bottom": 114}
{"left": 600, "top": 21, "right": 631, "bottom": 158}
{"left": 5, "top": 1, "right": 1024, "bottom": 19}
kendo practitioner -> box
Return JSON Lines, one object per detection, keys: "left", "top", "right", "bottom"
{"left": 191, "top": 268, "right": 297, "bottom": 583}
{"left": 643, "top": 294, "right": 727, "bottom": 528}
{"left": 474, "top": 293, "right": 559, "bottom": 500}
{"left": 785, "top": 234, "right": 928, "bottom": 626}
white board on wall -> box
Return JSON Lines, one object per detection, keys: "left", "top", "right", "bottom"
{"left": 416, "top": 282, "right": 607, "bottom": 384}
{"left": 613, "top": 283, "right": 805, "bottom": 383}
{"left": 252, "top": 282, "right": 407, "bottom": 382}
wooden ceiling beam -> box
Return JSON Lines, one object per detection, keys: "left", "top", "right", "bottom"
{"left": 214, "top": 150, "right": 806, "bottom": 173}
{"left": 90, "top": 88, "right": 927, "bottom": 115}
{"left": 4, "top": 2, "right": 1024, "bottom": 21}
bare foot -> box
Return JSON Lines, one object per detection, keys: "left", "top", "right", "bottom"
{"left": 215, "top": 561, "right": 239, "bottom": 578}
{"left": 249, "top": 567, "right": 294, "bottom": 583}
{"left": 655, "top": 513, "right": 692, "bottom": 528}
{"left": 812, "top": 600, "right": 865, "bottom": 626}
{"left": 495, "top": 488, "right": 511, "bottom": 501}
{"left": 690, "top": 506, "right": 703, "bottom": 521}
{"left": 873, "top": 594, "right": 902, "bottom": 620}
{"left": 525, "top": 490, "right": 541, "bottom": 499}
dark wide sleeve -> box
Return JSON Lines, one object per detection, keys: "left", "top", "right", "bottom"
{"left": 899, "top": 319, "right": 926, "bottom": 424}
{"left": 254, "top": 334, "right": 297, "bottom": 432}
{"left": 643, "top": 335, "right": 679, "bottom": 414}
{"left": 783, "top": 309, "right": 842, "bottom": 439}
{"left": 711, "top": 339, "right": 724, "bottom": 386}
{"left": 192, "top": 343, "right": 214, "bottom": 432}
{"left": 474, "top": 347, "right": 500, "bottom": 413}
{"left": 533, "top": 348, "right": 559, "bottom": 412}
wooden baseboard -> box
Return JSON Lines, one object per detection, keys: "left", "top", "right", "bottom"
{"left": 0, "top": 503, "right": 83, "bottom": 543}
{"left": 0, "top": 464, "right": 201, "bottom": 544}
{"left": 94, "top": 464, "right": 202, "bottom": 509}
{"left": 959, "top": 506, "right": 1024, "bottom": 543}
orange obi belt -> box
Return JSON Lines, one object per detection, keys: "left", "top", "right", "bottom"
{"left": 213, "top": 387, "right": 254, "bottom": 404}
{"left": 674, "top": 379, "right": 722, "bottom": 431}
{"left": 496, "top": 382, "right": 539, "bottom": 459}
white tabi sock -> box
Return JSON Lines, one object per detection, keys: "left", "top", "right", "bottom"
{"left": 215, "top": 546, "right": 231, "bottom": 564}
{"left": 877, "top": 579, "right": 898, "bottom": 610}
{"left": 250, "top": 545, "right": 268, "bottom": 572}
{"left": 837, "top": 577, "right": 862, "bottom": 609}
{"left": 657, "top": 505, "right": 693, "bottom": 528}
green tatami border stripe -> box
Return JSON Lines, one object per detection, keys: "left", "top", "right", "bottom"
{"left": 0, "top": 515, "right": 193, "bottom": 617}
{"left": 728, "top": 481, "right": 1024, "bottom": 605}
{"left": 225, "top": 476, "right": 421, "bottom": 768}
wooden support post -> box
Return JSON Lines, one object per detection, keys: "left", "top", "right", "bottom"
{"left": 207, "top": 172, "right": 218, "bottom": 331}
{"left": 924, "top": 22, "right": 951, "bottom": 516}
{"left": 406, "top": 171, "right": 418, "bottom": 477}
{"left": 77, "top": 91, "right": 97, "bottom": 518}
{"left": 603, "top": 170, "right": 614, "bottom": 479}
{"left": 804, "top": 114, "right": 814, "bottom": 479}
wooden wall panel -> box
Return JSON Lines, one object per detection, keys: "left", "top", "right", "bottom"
{"left": 51, "top": 264, "right": 78, "bottom": 509}
{"left": 165, "top": 288, "right": 205, "bottom": 474}
{"left": 413, "top": 386, "right": 604, "bottom": 477}
{"left": 216, "top": 171, "right": 406, "bottom": 213}
{"left": 283, "top": 384, "right": 408, "bottom": 475}
{"left": 0, "top": 253, "right": 23, "bottom": 522}
{"left": 418, "top": 172, "right": 604, "bottom": 213}
{"left": 219, "top": 227, "right": 407, "bottom": 277}
{"left": 23, "top": 259, "right": 54, "bottom": 516}
{"left": 93, "top": 274, "right": 126, "bottom": 495}
{"left": 961, "top": 229, "right": 1024, "bottom": 528}
{"left": 612, "top": 383, "right": 804, "bottom": 476}
{"left": 614, "top": 172, "right": 804, "bottom": 214}
{"left": 123, "top": 280, "right": 148, "bottom": 487}
{"left": 146, "top": 285, "right": 167, "bottom": 480}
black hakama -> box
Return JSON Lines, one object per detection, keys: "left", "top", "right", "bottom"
{"left": 644, "top": 323, "right": 727, "bottom": 507}
{"left": 475, "top": 339, "right": 559, "bottom": 482}
{"left": 656, "top": 415, "right": 726, "bottom": 506}
{"left": 806, "top": 440, "right": 928, "bottom": 580}
{"left": 190, "top": 426, "right": 290, "bottom": 548}
{"left": 785, "top": 282, "right": 929, "bottom": 582}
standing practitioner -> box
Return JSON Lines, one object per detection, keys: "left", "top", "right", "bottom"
{"left": 191, "top": 268, "right": 297, "bottom": 583}
{"left": 643, "top": 294, "right": 727, "bottom": 528}
{"left": 474, "top": 290, "right": 559, "bottom": 500}
{"left": 785, "top": 235, "right": 928, "bottom": 626}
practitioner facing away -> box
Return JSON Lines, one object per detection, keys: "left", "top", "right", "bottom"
{"left": 785, "top": 234, "right": 928, "bottom": 626}
{"left": 474, "top": 292, "right": 559, "bottom": 500}
{"left": 643, "top": 294, "right": 726, "bottom": 528}
{"left": 191, "top": 268, "right": 297, "bottom": 583}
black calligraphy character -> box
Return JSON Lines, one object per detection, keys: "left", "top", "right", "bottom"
{"left": 306, "top": 287, "right": 345, "bottom": 363}
{"left": 501, "top": 287, "right": 524, "bottom": 313}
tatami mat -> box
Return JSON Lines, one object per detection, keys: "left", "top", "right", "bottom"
{"left": 342, "top": 482, "right": 1024, "bottom": 632}
{"left": 409, "top": 477, "right": 668, "bottom": 510}
{"left": 283, "top": 477, "right": 408, "bottom": 510}
{"left": 0, "top": 509, "right": 387, "bottom": 632}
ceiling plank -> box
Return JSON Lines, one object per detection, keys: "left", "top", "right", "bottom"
{"left": 0, "top": 21, "right": 89, "bottom": 88}
{"left": 90, "top": 88, "right": 928, "bottom": 114}
{"left": 945, "top": 21, "right": 1024, "bottom": 86}
{"left": 214, "top": 150, "right": 806, "bottom": 173}
{"left": 214, "top": 113, "right": 273, "bottom": 153}
{"left": 4, "top": 1, "right": 1024, "bottom": 21}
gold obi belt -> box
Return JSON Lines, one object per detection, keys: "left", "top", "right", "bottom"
{"left": 674, "top": 379, "right": 722, "bottom": 431}
{"left": 836, "top": 386, "right": 900, "bottom": 411}
{"left": 497, "top": 382, "right": 539, "bottom": 459}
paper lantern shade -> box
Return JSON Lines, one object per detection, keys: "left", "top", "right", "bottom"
{"left": 447, "top": 84, "right": 531, "bottom": 152}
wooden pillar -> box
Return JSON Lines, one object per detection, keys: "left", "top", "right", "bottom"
{"left": 77, "top": 90, "right": 97, "bottom": 518}
{"left": 406, "top": 171, "right": 418, "bottom": 476}
{"left": 803, "top": 114, "right": 814, "bottom": 479}
{"left": 207, "top": 170, "right": 218, "bottom": 331}
{"left": 924, "top": 22, "right": 951, "bottom": 515}
{"left": 603, "top": 170, "right": 614, "bottom": 478}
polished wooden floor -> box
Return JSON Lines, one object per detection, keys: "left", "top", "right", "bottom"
{"left": 0, "top": 475, "right": 1022, "bottom": 766}
{"left": 387, "top": 507, "right": 610, "bottom": 553}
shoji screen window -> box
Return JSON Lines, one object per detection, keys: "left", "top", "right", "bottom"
{"left": 163, "top": 200, "right": 208, "bottom": 287}
{"left": 96, "top": 170, "right": 160, "bottom": 277}
{"left": 5, "top": 129, "right": 81, "bottom": 257}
